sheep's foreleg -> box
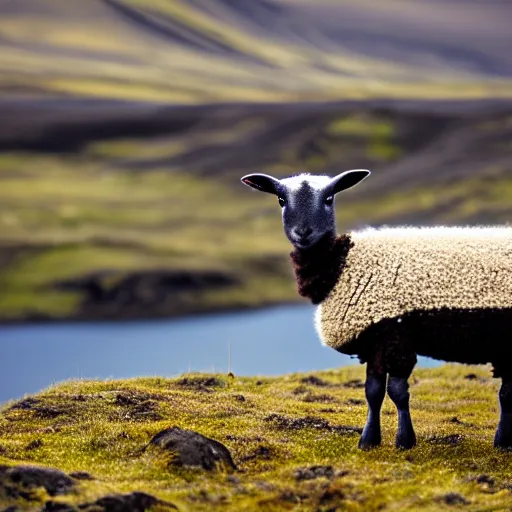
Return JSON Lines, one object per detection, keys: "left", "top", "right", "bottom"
{"left": 359, "top": 366, "right": 386, "bottom": 449}
{"left": 387, "top": 375, "right": 416, "bottom": 449}
{"left": 495, "top": 379, "right": 512, "bottom": 449}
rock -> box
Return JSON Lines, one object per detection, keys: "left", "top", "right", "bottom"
{"left": 0, "top": 465, "right": 75, "bottom": 498}
{"left": 42, "top": 502, "right": 77, "bottom": 512}
{"left": 82, "top": 491, "right": 178, "bottom": 511}
{"left": 147, "top": 427, "right": 236, "bottom": 471}
{"left": 68, "top": 471, "right": 94, "bottom": 481}
{"left": 439, "top": 492, "right": 469, "bottom": 505}
{"left": 43, "top": 492, "right": 178, "bottom": 512}
{"left": 475, "top": 474, "right": 495, "bottom": 486}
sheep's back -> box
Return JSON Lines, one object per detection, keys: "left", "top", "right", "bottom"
{"left": 316, "top": 227, "right": 512, "bottom": 351}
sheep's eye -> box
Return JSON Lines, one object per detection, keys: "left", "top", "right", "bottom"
{"left": 325, "top": 195, "right": 334, "bottom": 206}
{"left": 278, "top": 196, "right": 286, "bottom": 207}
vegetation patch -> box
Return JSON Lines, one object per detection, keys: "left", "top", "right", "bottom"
{"left": 2, "top": 364, "right": 511, "bottom": 510}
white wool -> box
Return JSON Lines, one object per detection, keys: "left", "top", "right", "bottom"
{"left": 354, "top": 225, "right": 512, "bottom": 239}
{"left": 315, "top": 226, "right": 512, "bottom": 351}
{"left": 280, "top": 173, "right": 331, "bottom": 191}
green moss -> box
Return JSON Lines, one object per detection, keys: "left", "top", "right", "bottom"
{"left": 327, "top": 116, "right": 394, "bottom": 138}
{"left": 1, "top": 365, "right": 512, "bottom": 510}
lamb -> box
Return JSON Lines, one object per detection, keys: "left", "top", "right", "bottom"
{"left": 241, "top": 169, "right": 512, "bottom": 450}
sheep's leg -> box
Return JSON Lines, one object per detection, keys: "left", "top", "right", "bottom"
{"left": 387, "top": 375, "right": 416, "bottom": 449}
{"left": 387, "top": 350, "right": 417, "bottom": 450}
{"left": 494, "top": 378, "right": 512, "bottom": 449}
{"left": 358, "top": 359, "right": 386, "bottom": 449}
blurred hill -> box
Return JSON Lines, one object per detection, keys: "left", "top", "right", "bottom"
{"left": 0, "top": 0, "right": 511, "bottom": 323}
{"left": 1, "top": 0, "right": 512, "bottom": 102}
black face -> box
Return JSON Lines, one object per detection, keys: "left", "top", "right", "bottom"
{"left": 241, "top": 170, "right": 370, "bottom": 250}
{"left": 278, "top": 181, "right": 336, "bottom": 249}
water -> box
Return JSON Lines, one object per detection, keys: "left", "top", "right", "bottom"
{"left": 0, "top": 304, "right": 441, "bottom": 404}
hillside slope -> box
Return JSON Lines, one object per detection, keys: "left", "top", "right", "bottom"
{"left": 1, "top": 365, "right": 512, "bottom": 511}
{"left": 1, "top": 0, "right": 512, "bottom": 102}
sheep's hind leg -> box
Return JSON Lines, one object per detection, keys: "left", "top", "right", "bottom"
{"left": 387, "top": 352, "right": 417, "bottom": 450}
{"left": 494, "top": 378, "right": 512, "bottom": 450}
{"left": 358, "top": 359, "right": 386, "bottom": 450}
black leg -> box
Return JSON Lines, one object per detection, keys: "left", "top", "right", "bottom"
{"left": 494, "top": 379, "right": 512, "bottom": 449}
{"left": 359, "top": 366, "right": 386, "bottom": 450}
{"left": 387, "top": 375, "right": 416, "bottom": 449}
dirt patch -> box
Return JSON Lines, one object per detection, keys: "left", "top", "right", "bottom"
{"left": 176, "top": 376, "right": 224, "bottom": 391}
{"left": 264, "top": 414, "right": 362, "bottom": 435}
{"left": 240, "top": 445, "right": 273, "bottom": 463}
{"left": 343, "top": 379, "right": 365, "bottom": 389}
{"left": 447, "top": 416, "right": 475, "bottom": 428}
{"left": 8, "top": 397, "right": 41, "bottom": 411}
{"left": 114, "top": 392, "right": 163, "bottom": 422}
{"left": 437, "top": 492, "right": 469, "bottom": 505}
{"left": 278, "top": 488, "right": 309, "bottom": 504}
{"left": 318, "top": 487, "right": 346, "bottom": 506}
{"left": 302, "top": 393, "right": 338, "bottom": 403}
{"left": 427, "top": 434, "right": 464, "bottom": 446}
{"left": 347, "top": 398, "right": 365, "bottom": 406}
{"left": 294, "top": 465, "right": 335, "bottom": 481}
{"left": 300, "top": 376, "right": 330, "bottom": 387}
{"left": 25, "top": 439, "right": 43, "bottom": 451}
{"left": 146, "top": 427, "right": 236, "bottom": 471}
{"left": 7, "top": 398, "right": 71, "bottom": 420}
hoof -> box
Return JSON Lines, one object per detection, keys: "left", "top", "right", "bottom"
{"left": 494, "top": 435, "right": 512, "bottom": 450}
{"left": 395, "top": 437, "right": 416, "bottom": 450}
{"left": 395, "top": 430, "right": 416, "bottom": 450}
{"left": 358, "top": 430, "right": 381, "bottom": 450}
{"left": 494, "top": 423, "right": 512, "bottom": 450}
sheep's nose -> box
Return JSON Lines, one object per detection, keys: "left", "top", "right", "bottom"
{"left": 295, "top": 226, "right": 313, "bottom": 238}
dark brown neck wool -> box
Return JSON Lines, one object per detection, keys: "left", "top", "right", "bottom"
{"left": 290, "top": 234, "right": 353, "bottom": 304}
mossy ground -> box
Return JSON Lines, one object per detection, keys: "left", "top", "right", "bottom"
{"left": 1, "top": 364, "right": 512, "bottom": 511}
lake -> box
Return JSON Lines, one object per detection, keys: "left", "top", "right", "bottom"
{"left": 0, "top": 304, "right": 441, "bottom": 404}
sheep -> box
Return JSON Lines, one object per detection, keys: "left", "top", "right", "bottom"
{"left": 240, "top": 169, "right": 512, "bottom": 450}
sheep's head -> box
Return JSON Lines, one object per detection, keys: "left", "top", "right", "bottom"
{"left": 240, "top": 170, "right": 370, "bottom": 250}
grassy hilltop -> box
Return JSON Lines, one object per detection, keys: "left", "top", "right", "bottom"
{"left": 2, "top": 365, "right": 512, "bottom": 511}
{"left": 0, "top": 0, "right": 512, "bottom": 323}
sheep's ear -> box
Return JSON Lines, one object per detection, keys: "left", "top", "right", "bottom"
{"left": 240, "top": 173, "right": 280, "bottom": 195}
{"left": 330, "top": 169, "right": 370, "bottom": 195}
